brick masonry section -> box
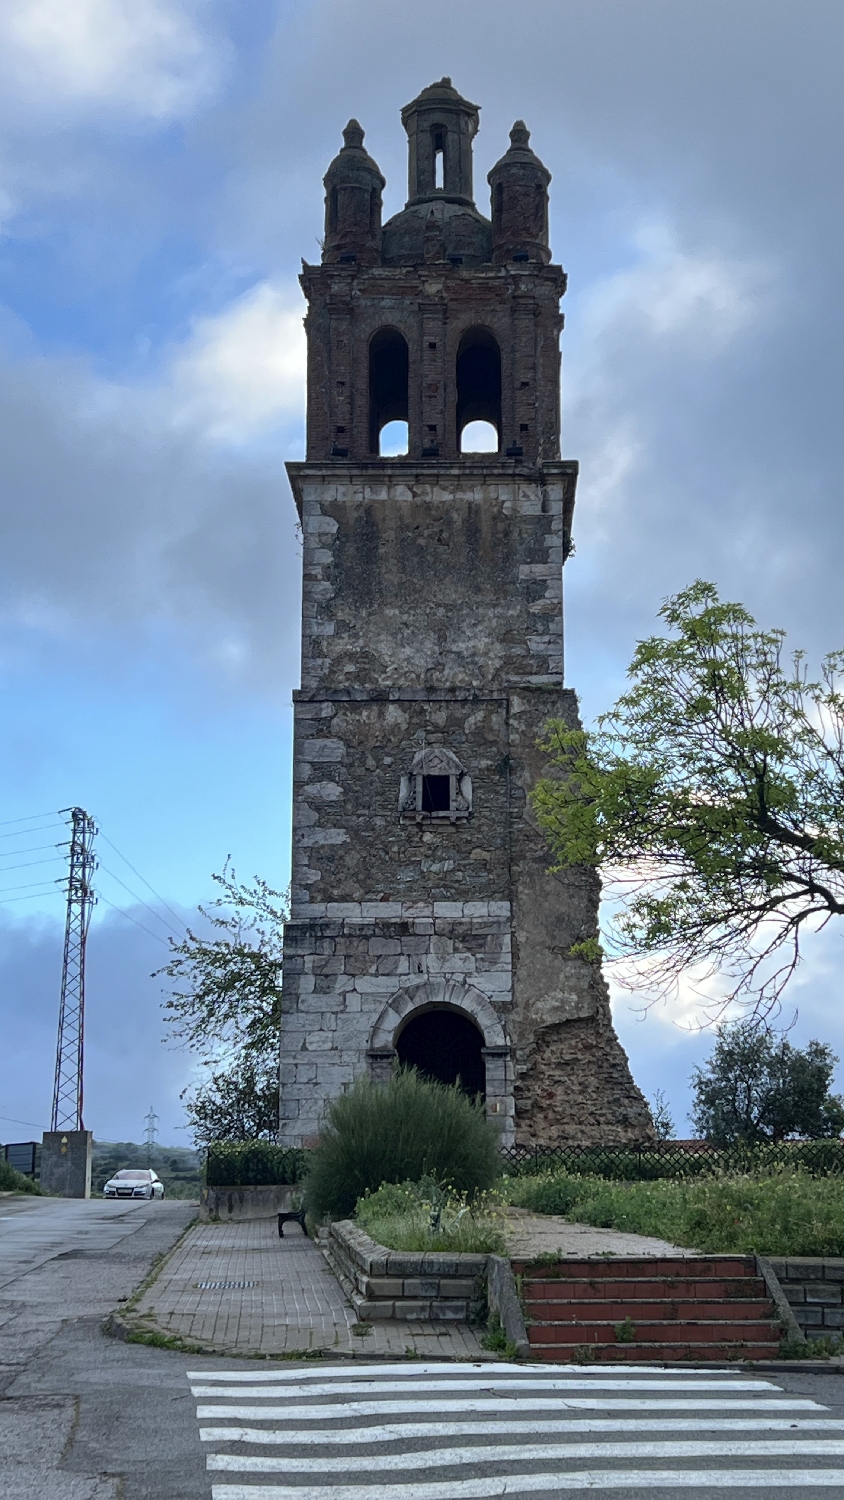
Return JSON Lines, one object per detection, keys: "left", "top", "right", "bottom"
{"left": 327, "top": 1219, "right": 487, "bottom": 1322}
{"left": 770, "top": 1257, "right": 844, "bottom": 1339}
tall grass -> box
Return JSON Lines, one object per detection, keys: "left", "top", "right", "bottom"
{"left": 305, "top": 1069, "right": 500, "bottom": 1220}
{"left": 356, "top": 1181, "right": 506, "bottom": 1254}
{"left": 0, "top": 1159, "right": 41, "bottom": 1194}
{"left": 507, "top": 1168, "right": 844, "bottom": 1256}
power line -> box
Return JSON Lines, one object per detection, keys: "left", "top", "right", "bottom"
{"left": 0, "top": 842, "right": 68, "bottom": 861}
{"left": 97, "top": 832, "right": 187, "bottom": 934}
{"left": 0, "top": 810, "right": 63, "bottom": 829}
{"left": 0, "top": 823, "right": 65, "bottom": 843}
{"left": 0, "top": 887, "right": 63, "bottom": 906}
{"left": 95, "top": 893, "right": 171, "bottom": 948}
{"left": 0, "top": 857, "right": 66, "bottom": 876}
{"left": 0, "top": 877, "right": 63, "bottom": 896}
{"left": 96, "top": 862, "right": 183, "bottom": 940}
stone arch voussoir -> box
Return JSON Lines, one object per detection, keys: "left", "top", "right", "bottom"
{"left": 369, "top": 977, "right": 507, "bottom": 1053}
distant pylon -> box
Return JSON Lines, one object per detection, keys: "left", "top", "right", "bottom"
{"left": 143, "top": 1105, "right": 159, "bottom": 1164}
{"left": 51, "top": 808, "right": 97, "bottom": 1132}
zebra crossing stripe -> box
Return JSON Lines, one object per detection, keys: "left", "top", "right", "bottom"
{"left": 189, "top": 1377, "right": 779, "bottom": 1398}
{"left": 198, "top": 1418, "right": 844, "bottom": 1445}
{"left": 208, "top": 1474, "right": 844, "bottom": 1498}
{"left": 207, "top": 1439, "right": 844, "bottom": 1472}
{"left": 187, "top": 1364, "right": 775, "bottom": 1384}
{"left": 195, "top": 1396, "right": 823, "bottom": 1420}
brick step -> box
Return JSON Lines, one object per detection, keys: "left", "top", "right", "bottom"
{"left": 529, "top": 1340, "right": 782, "bottom": 1364}
{"left": 525, "top": 1298, "right": 775, "bottom": 1323}
{"left": 513, "top": 1256, "right": 755, "bottom": 1280}
{"left": 523, "top": 1277, "right": 767, "bottom": 1303}
{"left": 529, "top": 1319, "right": 781, "bottom": 1346}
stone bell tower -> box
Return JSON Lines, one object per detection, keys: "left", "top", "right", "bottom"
{"left": 280, "top": 78, "right": 653, "bottom": 1148}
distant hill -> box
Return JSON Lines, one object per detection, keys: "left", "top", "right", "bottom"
{"left": 92, "top": 1139, "right": 202, "bottom": 1199}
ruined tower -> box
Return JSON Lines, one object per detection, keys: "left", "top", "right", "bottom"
{"left": 281, "top": 79, "right": 652, "bottom": 1148}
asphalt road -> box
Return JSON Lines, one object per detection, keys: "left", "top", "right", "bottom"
{"left": 3, "top": 1193, "right": 844, "bottom": 1499}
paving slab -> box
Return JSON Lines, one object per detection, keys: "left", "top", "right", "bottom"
{"left": 501, "top": 1206, "right": 690, "bottom": 1259}
{"left": 131, "top": 1217, "right": 489, "bottom": 1359}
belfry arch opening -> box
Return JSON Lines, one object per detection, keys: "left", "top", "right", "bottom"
{"left": 369, "top": 328, "right": 409, "bottom": 455}
{"left": 456, "top": 328, "right": 501, "bottom": 452}
{"left": 396, "top": 1007, "right": 485, "bottom": 1099}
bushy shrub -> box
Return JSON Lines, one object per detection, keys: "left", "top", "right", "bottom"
{"left": 507, "top": 1167, "right": 844, "bottom": 1257}
{"left": 356, "top": 1180, "right": 506, "bottom": 1254}
{"left": 304, "top": 1069, "right": 501, "bottom": 1221}
{"left": 205, "top": 1141, "right": 308, "bottom": 1186}
{"left": 0, "top": 1158, "right": 41, "bottom": 1194}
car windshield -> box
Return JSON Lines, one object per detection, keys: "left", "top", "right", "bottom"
{"left": 114, "top": 1171, "right": 150, "bottom": 1180}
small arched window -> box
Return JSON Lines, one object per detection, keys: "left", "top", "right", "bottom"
{"left": 456, "top": 327, "right": 501, "bottom": 453}
{"left": 369, "top": 328, "right": 409, "bottom": 456}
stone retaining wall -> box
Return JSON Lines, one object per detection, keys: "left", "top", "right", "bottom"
{"left": 200, "top": 1184, "right": 299, "bottom": 1222}
{"left": 327, "top": 1219, "right": 486, "bottom": 1321}
{"left": 769, "top": 1257, "right": 844, "bottom": 1340}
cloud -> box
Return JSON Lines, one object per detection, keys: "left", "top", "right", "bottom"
{"left": 0, "top": 0, "right": 220, "bottom": 121}
{"left": 167, "top": 280, "right": 306, "bottom": 446}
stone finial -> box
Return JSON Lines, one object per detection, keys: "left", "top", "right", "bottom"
{"left": 342, "top": 119, "right": 365, "bottom": 150}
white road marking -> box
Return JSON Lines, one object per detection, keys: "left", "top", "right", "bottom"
{"left": 195, "top": 1397, "right": 824, "bottom": 1421}
{"left": 189, "top": 1378, "right": 779, "bottom": 1399}
{"left": 187, "top": 1364, "right": 776, "bottom": 1383}
{"left": 199, "top": 1418, "right": 844, "bottom": 1445}
{"left": 208, "top": 1474, "right": 844, "bottom": 1498}
{"left": 207, "top": 1439, "right": 844, "bottom": 1472}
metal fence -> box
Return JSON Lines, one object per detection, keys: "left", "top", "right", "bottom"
{"left": 499, "top": 1138, "right": 844, "bottom": 1180}
{"left": 3, "top": 1141, "right": 40, "bottom": 1179}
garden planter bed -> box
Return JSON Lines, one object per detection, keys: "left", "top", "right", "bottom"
{"left": 326, "top": 1219, "right": 486, "bottom": 1321}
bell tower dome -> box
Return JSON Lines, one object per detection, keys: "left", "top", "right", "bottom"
{"left": 281, "top": 83, "right": 654, "bottom": 1152}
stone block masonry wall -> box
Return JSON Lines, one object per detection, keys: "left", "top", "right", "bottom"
{"left": 327, "top": 1219, "right": 487, "bottom": 1322}
{"left": 769, "top": 1258, "right": 844, "bottom": 1340}
{"left": 281, "top": 900, "right": 514, "bottom": 1146}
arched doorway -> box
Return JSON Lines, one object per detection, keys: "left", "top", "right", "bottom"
{"left": 396, "top": 1007, "right": 485, "bottom": 1099}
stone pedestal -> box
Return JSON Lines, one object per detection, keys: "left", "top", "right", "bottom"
{"left": 40, "top": 1130, "right": 92, "bottom": 1198}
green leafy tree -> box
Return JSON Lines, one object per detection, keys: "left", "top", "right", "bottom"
{"left": 182, "top": 1051, "right": 281, "bottom": 1147}
{"left": 690, "top": 1021, "right": 844, "bottom": 1145}
{"left": 532, "top": 582, "right": 844, "bottom": 1015}
{"left": 650, "top": 1088, "right": 676, "bottom": 1140}
{"left": 156, "top": 864, "right": 286, "bottom": 1146}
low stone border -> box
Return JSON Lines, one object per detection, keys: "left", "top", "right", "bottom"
{"left": 487, "top": 1254, "right": 531, "bottom": 1358}
{"left": 327, "top": 1220, "right": 486, "bottom": 1321}
{"left": 769, "top": 1257, "right": 844, "bottom": 1342}
{"left": 200, "top": 1184, "right": 300, "bottom": 1222}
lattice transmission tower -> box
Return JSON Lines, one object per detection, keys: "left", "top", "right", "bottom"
{"left": 143, "top": 1105, "right": 159, "bottom": 1164}
{"left": 51, "top": 807, "right": 97, "bottom": 1132}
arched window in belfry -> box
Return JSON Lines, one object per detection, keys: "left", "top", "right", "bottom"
{"left": 456, "top": 327, "right": 501, "bottom": 452}
{"left": 369, "top": 328, "right": 409, "bottom": 455}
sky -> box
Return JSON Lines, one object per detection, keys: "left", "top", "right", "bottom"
{"left": 1, "top": 0, "right": 843, "bottom": 1147}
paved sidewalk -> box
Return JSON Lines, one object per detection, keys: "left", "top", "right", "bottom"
{"left": 501, "top": 1206, "right": 688, "bottom": 1259}
{"left": 131, "top": 1218, "right": 488, "bottom": 1359}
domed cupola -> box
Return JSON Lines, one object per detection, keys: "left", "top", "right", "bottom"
{"left": 488, "top": 121, "right": 551, "bottom": 265}
{"left": 322, "top": 119, "right": 385, "bottom": 266}
{"left": 381, "top": 78, "right": 492, "bottom": 267}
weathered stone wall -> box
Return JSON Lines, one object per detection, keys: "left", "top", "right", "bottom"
{"left": 280, "top": 463, "right": 653, "bottom": 1149}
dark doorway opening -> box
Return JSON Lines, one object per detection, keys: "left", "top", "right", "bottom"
{"left": 396, "top": 1008, "right": 485, "bottom": 1099}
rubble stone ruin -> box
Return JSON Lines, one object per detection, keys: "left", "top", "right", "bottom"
{"left": 280, "top": 79, "right": 653, "bottom": 1148}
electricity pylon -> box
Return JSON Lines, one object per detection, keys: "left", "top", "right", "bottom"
{"left": 143, "top": 1105, "right": 159, "bottom": 1164}
{"left": 50, "top": 808, "right": 97, "bottom": 1132}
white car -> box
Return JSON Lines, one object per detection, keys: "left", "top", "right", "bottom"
{"left": 103, "top": 1169, "right": 164, "bottom": 1200}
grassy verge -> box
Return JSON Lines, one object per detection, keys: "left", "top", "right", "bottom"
{"left": 505, "top": 1168, "right": 844, "bottom": 1257}
{"left": 0, "top": 1159, "right": 41, "bottom": 1194}
{"left": 355, "top": 1181, "right": 507, "bottom": 1254}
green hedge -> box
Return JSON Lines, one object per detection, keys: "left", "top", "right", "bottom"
{"left": 206, "top": 1141, "right": 308, "bottom": 1187}
{"left": 0, "top": 1157, "right": 41, "bottom": 1194}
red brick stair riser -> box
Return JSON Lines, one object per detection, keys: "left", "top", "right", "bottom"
{"left": 517, "top": 1255, "right": 782, "bottom": 1364}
